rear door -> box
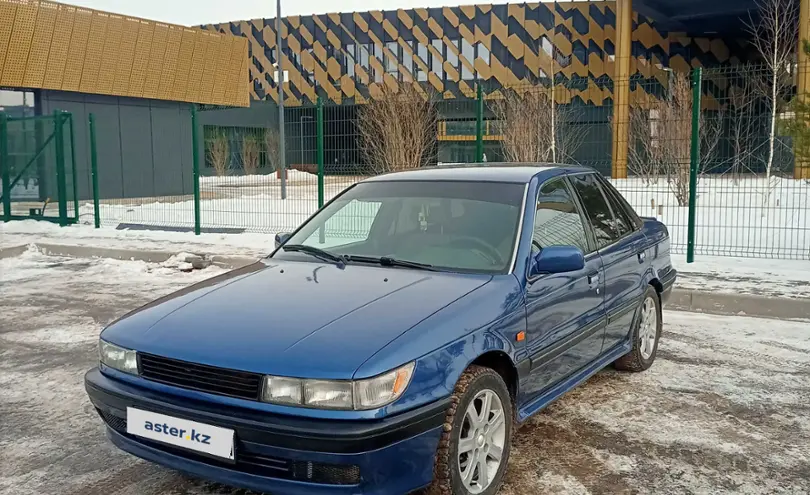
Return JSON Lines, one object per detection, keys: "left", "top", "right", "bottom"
{"left": 523, "top": 176, "right": 606, "bottom": 399}
{"left": 569, "top": 173, "right": 647, "bottom": 352}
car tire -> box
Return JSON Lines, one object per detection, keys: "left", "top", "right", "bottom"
{"left": 427, "top": 365, "right": 513, "bottom": 495}
{"left": 614, "top": 285, "right": 662, "bottom": 372}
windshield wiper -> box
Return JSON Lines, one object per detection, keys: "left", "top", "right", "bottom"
{"left": 282, "top": 244, "right": 347, "bottom": 265}
{"left": 344, "top": 255, "right": 439, "bottom": 271}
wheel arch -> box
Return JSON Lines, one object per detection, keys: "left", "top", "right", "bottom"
{"left": 469, "top": 350, "right": 519, "bottom": 402}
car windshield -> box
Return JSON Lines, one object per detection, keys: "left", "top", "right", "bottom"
{"left": 275, "top": 180, "right": 526, "bottom": 274}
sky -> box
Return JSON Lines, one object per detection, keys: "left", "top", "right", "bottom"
{"left": 67, "top": 0, "right": 528, "bottom": 26}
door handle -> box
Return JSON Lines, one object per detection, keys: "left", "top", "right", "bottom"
{"left": 588, "top": 273, "right": 599, "bottom": 291}
{"left": 638, "top": 250, "right": 646, "bottom": 263}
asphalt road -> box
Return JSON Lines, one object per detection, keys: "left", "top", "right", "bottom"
{"left": 1, "top": 250, "right": 808, "bottom": 495}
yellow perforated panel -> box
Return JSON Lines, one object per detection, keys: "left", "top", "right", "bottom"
{"left": 112, "top": 17, "right": 139, "bottom": 95}
{"left": 42, "top": 5, "right": 75, "bottom": 89}
{"left": 80, "top": 11, "right": 109, "bottom": 93}
{"left": 185, "top": 32, "right": 208, "bottom": 102}
{"left": 0, "top": 0, "right": 247, "bottom": 106}
{"left": 0, "top": 1, "right": 16, "bottom": 80}
{"left": 158, "top": 26, "right": 182, "bottom": 100}
{"left": 171, "top": 29, "right": 196, "bottom": 101}
{"left": 143, "top": 23, "right": 168, "bottom": 99}
{"left": 223, "top": 37, "right": 246, "bottom": 106}
{"left": 210, "top": 36, "right": 231, "bottom": 105}
{"left": 22, "top": 1, "right": 57, "bottom": 88}
{"left": 96, "top": 14, "right": 123, "bottom": 94}
{"left": 198, "top": 33, "right": 219, "bottom": 103}
{"left": 128, "top": 20, "right": 154, "bottom": 97}
{"left": 1, "top": 1, "right": 39, "bottom": 87}
{"left": 61, "top": 7, "right": 92, "bottom": 91}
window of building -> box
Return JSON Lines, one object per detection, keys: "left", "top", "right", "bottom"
{"left": 461, "top": 39, "right": 475, "bottom": 80}
{"left": 477, "top": 42, "right": 490, "bottom": 65}
{"left": 346, "top": 44, "right": 356, "bottom": 77}
{"left": 402, "top": 45, "right": 413, "bottom": 76}
{"left": 416, "top": 42, "right": 429, "bottom": 81}
{"left": 431, "top": 39, "right": 444, "bottom": 79}
{"left": 0, "top": 89, "right": 36, "bottom": 118}
{"left": 386, "top": 41, "right": 399, "bottom": 74}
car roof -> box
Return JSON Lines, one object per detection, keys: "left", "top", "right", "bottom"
{"left": 362, "top": 163, "right": 595, "bottom": 184}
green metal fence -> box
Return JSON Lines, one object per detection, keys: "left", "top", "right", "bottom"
{"left": 8, "top": 63, "right": 806, "bottom": 262}
{"left": 0, "top": 111, "right": 78, "bottom": 226}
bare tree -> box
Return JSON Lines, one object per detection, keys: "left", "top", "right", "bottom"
{"left": 744, "top": 0, "right": 799, "bottom": 209}
{"left": 241, "top": 132, "right": 260, "bottom": 176}
{"left": 699, "top": 105, "right": 726, "bottom": 176}
{"left": 626, "top": 95, "right": 662, "bottom": 184}
{"left": 264, "top": 127, "right": 280, "bottom": 172}
{"left": 727, "top": 73, "right": 759, "bottom": 183}
{"left": 492, "top": 86, "right": 586, "bottom": 164}
{"left": 357, "top": 83, "right": 438, "bottom": 174}
{"left": 206, "top": 129, "right": 230, "bottom": 177}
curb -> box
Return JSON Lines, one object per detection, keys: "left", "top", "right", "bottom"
{"left": 0, "top": 244, "right": 29, "bottom": 259}
{"left": 1, "top": 242, "right": 257, "bottom": 270}
{"left": 666, "top": 289, "right": 810, "bottom": 321}
{"left": 3, "top": 242, "right": 807, "bottom": 320}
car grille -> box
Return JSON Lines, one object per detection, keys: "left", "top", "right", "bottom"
{"left": 96, "top": 409, "right": 361, "bottom": 485}
{"left": 138, "top": 353, "right": 263, "bottom": 400}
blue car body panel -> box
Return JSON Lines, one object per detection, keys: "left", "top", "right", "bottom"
{"left": 86, "top": 164, "right": 676, "bottom": 494}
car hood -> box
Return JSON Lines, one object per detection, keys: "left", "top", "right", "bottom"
{"left": 102, "top": 259, "right": 491, "bottom": 379}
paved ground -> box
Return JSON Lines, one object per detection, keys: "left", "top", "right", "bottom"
{"left": 1, "top": 250, "right": 808, "bottom": 495}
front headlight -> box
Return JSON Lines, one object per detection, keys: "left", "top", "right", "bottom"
{"left": 354, "top": 362, "right": 415, "bottom": 409}
{"left": 261, "top": 362, "right": 415, "bottom": 410}
{"left": 99, "top": 339, "right": 138, "bottom": 375}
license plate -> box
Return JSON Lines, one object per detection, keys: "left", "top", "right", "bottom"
{"left": 126, "top": 407, "right": 234, "bottom": 460}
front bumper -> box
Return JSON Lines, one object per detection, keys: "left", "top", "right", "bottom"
{"left": 85, "top": 368, "right": 447, "bottom": 494}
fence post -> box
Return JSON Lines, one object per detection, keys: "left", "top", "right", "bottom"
{"left": 316, "top": 97, "right": 325, "bottom": 208}
{"left": 686, "top": 67, "right": 702, "bottom": 264}
{"left": 0, "top": 112, "right": 9, "bottom": 222}
{"left": 191, "top": 105, "right": 201, "bottom": 235}
{"left": 89, "top": 113, "right": 100, "bottom": 228}
{"left": 475, "top": 84, "right": 484, "bottom": 163}
{"left": 54, "top": 110, "right": 68, "bottom": 226}
{"left": 68, "top": 113, "right": 78, "bottom": 223}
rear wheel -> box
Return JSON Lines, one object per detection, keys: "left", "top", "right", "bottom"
{"left": 428, "top": 366, "right": 513, "bottom": 495}
{"left": 614, "top": 285, "right": 662, "bottom": 372}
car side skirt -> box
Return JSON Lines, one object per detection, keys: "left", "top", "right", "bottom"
{"left": 516, "top": 339, "right": 632, "bottom": 422}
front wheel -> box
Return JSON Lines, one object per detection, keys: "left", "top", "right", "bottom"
{"left": 428, "top": 366, "right": 513, "bottom": 495}
{"left": 614, "top": 285, "right": 662, "bottom": 372}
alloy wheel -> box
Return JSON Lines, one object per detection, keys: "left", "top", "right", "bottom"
{"left": 457, "top": 389, "right": 507, "bottom": 493}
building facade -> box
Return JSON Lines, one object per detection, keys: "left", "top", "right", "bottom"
{"left": 0, "top": 0, "right": 248, "bottom": 203}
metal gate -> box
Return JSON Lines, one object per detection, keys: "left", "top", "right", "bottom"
{"left": 0, "top": 111, "right": 78, "bottom": 226}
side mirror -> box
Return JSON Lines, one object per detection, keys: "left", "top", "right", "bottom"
{"left": 530, "top": 246, "right": 585, "bottom": 277}
{"left": 275, "top": 232, "right": 291, "bottom": 249}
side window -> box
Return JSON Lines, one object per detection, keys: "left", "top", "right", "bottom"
{"left": 599, "top": 177, "right": 643, "bottom": 230}
{"left": 532, "top": 179, "right": 589, "bottom": 253}
{"left": 570, "top": 174, "right": 620, "bottom": 248}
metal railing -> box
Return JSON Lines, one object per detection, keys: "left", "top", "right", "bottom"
{"left": 5, "top": 63, "right": 807, "bottom": 261}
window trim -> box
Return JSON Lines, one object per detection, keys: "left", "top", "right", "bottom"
{"left": 595, "top": 174, "right": 644, "bottom": 231}
{"left": 530, "top": 176, "right": 593, "bottom": 256}
{"left": 567, "top": 171, "right": 633, "bottom": 251}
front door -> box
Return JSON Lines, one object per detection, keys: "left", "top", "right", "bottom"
{"left": 523, "top": 177, "right": 606, "bottom": 400}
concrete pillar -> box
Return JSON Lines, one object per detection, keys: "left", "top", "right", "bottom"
{"left": 611, "top": 0, "right": 632, "bottom": 179}
{"left": 797, "top": 0, "right": 810, "bottom": 179}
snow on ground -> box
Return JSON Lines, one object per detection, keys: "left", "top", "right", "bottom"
{"left": 673, "top": 253, "right": 810, "bottom": 299}
{"left": 0, "top": 253, "right": 807, "bottom": 494}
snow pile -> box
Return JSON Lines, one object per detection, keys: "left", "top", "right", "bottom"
{"left": 199, "top": 170, "right": 315, "bottom": 187}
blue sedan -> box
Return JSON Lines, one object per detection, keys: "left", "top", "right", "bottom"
{"left": 86, "top": 164, "right": 676, "bottom": 495}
